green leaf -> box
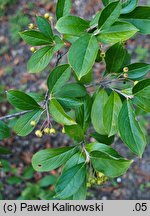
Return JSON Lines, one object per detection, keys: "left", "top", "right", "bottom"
{"left": 105, "top": 43, "right": 130, "bottom": 73}
{"left": 133, "top": 79, "right": 150, "bottom": 94}
{"left": 98, "top": 1, "right": 121, "bottom": 30}
{"left": 102, "top": 0, "right": 113, "bottom": 6}
{"left": 91, "top": 132, "right": 114, "bottom": 145}
{"left": 7, "top": 90, "right": 41, "bottom": 110}
{"left": 91, "top": 89, "right": 108, "bottom": 135}
{"left": 19, "top": 30, "right": 52, "bottom": 46}
{"left": 56, "top": 0, "right": 72, "bottom": 20}
{"left": 28, "top": 92, "right": 45, "bottom": 103}
{"left": 14, "top": 109, "right": 42, "bottom": 136}
{"left": 132, "top": 79, "right": 150, "bottom": 112}
{"left": 32, "top": 146, "right": 77, "bottom": 172}
{"left": 126, "top": 63, "right": 150, "bottom": 80}
{"left": 47, "top": 64, "right": 71, "bottom": 93}
{"left": 120, "top": 6, "right": 150, "bottom": 34}
{"left": 64, "top": 124, "right": 84, "bottom": 141}
{"left": 77, "top": 70, "right": 93, "bottom": 85}
{"left": 36, "top": 16, "right": 53, "bottom": 39}
{"left": 86, "top": 143, "right": 132, "bottom": 178}
{"left": 0, "top": 146, "right": 11, "bottom": 154}
{"left": 7, "top": 176, "right": 22, "bottom": 185}
{"left": 121, "top": 0, "right": 138, "bottom": 14}
{"left": 90, "top": 11, "right": 101, "bottom": 27}
{"left": 22, "top": 166, "right": 34, "bottom": 180}
{"left": 49, "top": 98, "right": 76, "bottom": 125}
{"left": 57, "top": 97, "right": 83, "bottom": 109}
{"left": 56, "top": 15, "right": 89, "bottom": 36}
{"left": 104, "top": 92, "right": 122, "bottom": 136}
{"left": 97, "top": 21, "right": 138, "bottom": 44}
{"left": 38, "top": 175, "right": 57, "bottom": 187}
{"left": 76, "top": 95, "right": 92, "bottom": 132}
{"left": 72, "top": 181, "right": 86, "bottom": 200}
{"left": 69, "top": 34, "right": 99, "bottom": 80}
{"left": 118, "top": 100, "right": 146, "bottom": 157}
{"left": 27, "top": 46, "right": 54, "bottom": 73}
{"left": 0, "top": 121, "right": 11, "bottom": 140}
{"left": 91, "top": 151, "right": 132, "bottom": 178}
{"left": 54, "top": 83, "right": 87, "bottom": 98}
{"left": 63, "top": 152, "right": 85, "bottom": 172}
{"left": 55, "top": 163, "right": 86, "bottom": 199}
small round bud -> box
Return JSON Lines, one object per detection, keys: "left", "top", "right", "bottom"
{"left": 49, "top": 16, "right": 53, "bottom": 21}
{"left": 44, "top": 13, "right": 50, "bottom": 19}
{"left": 35, "top": 130, "right": 43, "bottom": 138}
{"left": 30, "top": 121, "right": 36, "bottom": 127}
{"left": 90, "top": 178, "right": 96, "bottom": 185}
{"left": 62, "top": 127, "right": 65, "bottom": 134}
{"left": 97, "top": 172, "right": 104, "bottom": 178}
{"left": 86, "top": 182, "right": 91, "bottom": 188}
{"left": 97, "top": 179, "right": 102, "bottom": 185}
{"left": 44, "top": 128, "right": 51, "bottom": 134}
{"left": 123, "top": 73, "right": 128, "bottom": 79}
{"left": 50, "top": 128, "right": 56, "bottom": 134}
{"left": 28, "top": 23, "right": 34, "bottom": 29}
{"left": 30, "top": 47, "right": 36, "bottom": 53}
{"left": 134, "top": 81, "right": 139, "bottom": 86}
{"left": 100, "top": 52, "right": 106, "bottom": 58}
{"left": 123, "top": 67, "right": 129, "bottom": 73}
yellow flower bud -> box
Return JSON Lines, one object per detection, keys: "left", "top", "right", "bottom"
{"left": 35, "top": 130, "right": 43, "bottom": 138}
{"left": 97, "top": 179, "right": 102, "bottom": 185}
{"left": 30, "top": 121, "right": 36, "bottom": 127}
{"left": 44, "top": 128, "right": 51, "bottom": 134}
{"left": 86, "top": 182, "right": 91, "bottom": 188}
{"left": 97, "top": 172, "right": 104, "bottom": 178}
{"left": 123, "top": 73, "right": 128, "bottom": 79}
{"left": 28, "top": 23, "right": 34, "bottom": 29}
{"left": 62, "top": 127, "right": 65, "bottom": 134}
{"left": 123, "top": 67, "right": 129, "bottom": 73}
{"left": 100, "top": 52, "right": 106, "bottom": 58}
{"left": 44, "top": 13, "right": 50, "bottom": 19}
{"left": 49, "top": 16, "right": 53, "bottom": 21}
{"left": 30, "top": 47, "right": 36, "bottom": 53}
{"left": 50, "top": 128, "right": 56, "bottom": 134}
{"left": 90, "top": 178, "right": 96, "bottom": 185}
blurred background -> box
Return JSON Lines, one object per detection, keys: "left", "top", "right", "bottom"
{"left": 0, "top": 0, "right": 150, "bottom": 200}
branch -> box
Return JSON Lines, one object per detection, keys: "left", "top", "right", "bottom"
{"left": 0, "top": 111, "right": 29, "bottom": 121}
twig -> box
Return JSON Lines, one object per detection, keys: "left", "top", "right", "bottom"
{"left": 111, "top": 88, "right": 134, "bottom": 99}
{"left": 0, "top": 111, "right": 29, "bottom": 121}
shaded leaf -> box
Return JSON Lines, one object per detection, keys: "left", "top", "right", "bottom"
{"left": 19, "top": 30, "right": 52, "bottom": 46}
{"left": 47, "top": 64, "right": 71, "bottom": 93}
{"left": 91, "top": 89, "right": 108, "bottom": 135}
{"left": 98, "top": 1, "right": 121, "bottom": 30}
{"left": 118, "top": 100, "right": 146, "bottom": 157}
{"left": 7, "top": 90, "right": 41, "bottom": 110}
{"left": 49, "top": 99, "right": 76, "bottom": 125}
{"left": 104, "top": 92, "right": 122, "bottom": 136}
{"left": 32, "top": 146, "right": 77, "bottom": 172}
{"left": 14, "top": 109, "right": 42, "bottom": 136}
{"left": 55, "top": 163, "right": 86, "bottom": 199}
{"left": 56, "top": 0, "right": 72, "bottom": 20}
{"left": 120, "top": 6, "right": 150, "bottom": 34}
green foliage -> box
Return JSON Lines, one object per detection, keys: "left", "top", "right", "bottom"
{"left": 9, "top": 11, "right": 30, "bottom": 44}
{"left": 1, "top": 0, "right": 150, "bottom": 200}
